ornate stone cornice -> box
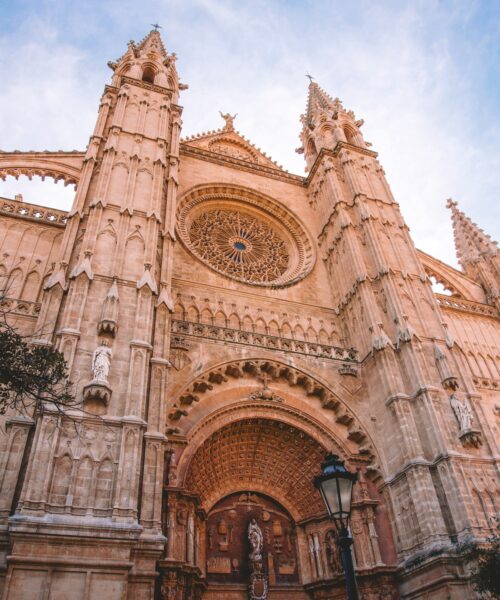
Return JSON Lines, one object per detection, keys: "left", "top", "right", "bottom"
{"left": 120, "top": 76, "right": 174, "bottom": 96}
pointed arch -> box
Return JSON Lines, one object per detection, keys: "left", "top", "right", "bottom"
{"left": 95, "top": 458, "right": 114, "bottom": 510}
{"left": 73, "top": 456, "right": 94, "bottom": 507}
{"left": 122, "top": 102, "right": 140, "bottom": 132}
{"left": 173, "top": 302, "right": 186, "bottom": 320}
{"left": 214, "top": 310, "right": 227, "bottom": 327}
{"left": 318, "top": 328, "right": 329, "bottom": 344}
{"left": 306, "top": 325, "right": 318, "bottom": 342}
{"left": 49, "top": 454, "right": 73, "bottom": 505}
{"left": 6, "top": 268, "right": 23, "bottom": 298}
{"left": 142, "top": 65, "right": 157, "bottom": 84}
{"left": 201, "top": 307, "right": 213, "bottom": 325}
{"left": 281, "top": 321, "right": 293, "bottom": 338}
{"left": 134, "top": 168, "right": 154, "bottom": 212}
{"left": 228, "top": 312, "right": 240, "bottom": 329}
{"left": 268, "top": 320, "right": 280, "bottom": 337}
{"left": 94, "top": 223, "right": 117, "bottom": 276}
{"left": 242, "top": 315, "right": 253, "bottom": 331}
{"left": 186, "top": 304, "right": 200, "bottom": 322}
{"left": 255, "top": 317, "right": 267, "bottom": 334}
{"left": 20, "top": 270, "right": 40, "bottom": 301}
{"left": 294, "top": 324, "right": 305, "bottom": 341}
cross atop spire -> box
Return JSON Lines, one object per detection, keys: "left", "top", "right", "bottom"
{"left": 446, "top": 198, "right": 499, "bottom": 268}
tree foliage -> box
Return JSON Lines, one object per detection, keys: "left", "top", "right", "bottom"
{"left": 467, "top": 519, "right": 500, "bottom": 599}
{"left": 0, "top": 320, "right": 77, "bottom": 415}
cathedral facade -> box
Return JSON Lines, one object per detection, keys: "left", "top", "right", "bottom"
{"left": 0, "top": 30, "right": 499, "bottom": 600}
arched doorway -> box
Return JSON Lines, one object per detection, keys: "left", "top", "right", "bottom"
{"left": 159, "top": 414, "right": 345, "bottom": 599}
{"left": 205, "top": 492, "right": 300, "bottom": 597}
{"left": 157, "top": 361, "right": 398, "bottom": 599}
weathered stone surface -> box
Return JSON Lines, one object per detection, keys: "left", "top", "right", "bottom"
{"left": 0, "top": 28, "right": 498, "bottom": 600}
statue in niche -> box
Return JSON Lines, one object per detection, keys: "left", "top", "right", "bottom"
{"left": 248, "top": 518, "right": 264, "bottom": 562}
{"left": 450, "top": 394, "right": 473, "bottom": 431}
{"left": 325, "top": 530, "right": 342, "bottom": 574}
{"left": 248, "top": 517, "right": 268, "bottom": 600}
{"left": 207, "top": 526, "right": 215, "bottom": 550}
{"left": 92, "top": 339, "right": 112, "bottom": 381}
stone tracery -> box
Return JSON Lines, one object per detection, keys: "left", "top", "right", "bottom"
{"left": 188, "top": 208, "right": 289, "bottom": 284}
{"left": 177, "top": 185, "right": 316, "bottom": 287}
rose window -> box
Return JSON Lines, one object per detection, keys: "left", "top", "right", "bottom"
{"left": 177, "top": 189, "right": 315, "bottom": 287}
{"left": 188, "top": 209, "right": 289, "bottom": 284}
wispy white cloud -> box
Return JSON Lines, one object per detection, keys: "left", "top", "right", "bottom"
{"left": 1, "top": 0, "right": 498, "bottom": 268}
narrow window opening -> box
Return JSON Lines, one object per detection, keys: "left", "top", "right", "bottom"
{"left": 142, "top": 67, "right": 155, "bottom": 84}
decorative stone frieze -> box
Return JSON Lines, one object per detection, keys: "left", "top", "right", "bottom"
{"left": 171, "top": 319, "right": 357, "bottom": 362}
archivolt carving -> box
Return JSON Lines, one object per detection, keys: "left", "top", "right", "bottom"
{"left": 168, "top": 358, "right": 378, "bottom": 467}
{"left": 177, "top": 184, "right": 315, "bottom": 287}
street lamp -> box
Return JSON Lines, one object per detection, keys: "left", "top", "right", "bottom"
{"left": 314, "top": 453, "right": 359, "bottom": 600}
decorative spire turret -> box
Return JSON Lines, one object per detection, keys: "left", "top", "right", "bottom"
{"left": 107, "top": 28, "right": 187, "bottom": 97}
{"left": 447, "top": 199, "right": 500, "bottom": 309}
{"left": 298, "top": 81, "right": 367, "bottom": 171}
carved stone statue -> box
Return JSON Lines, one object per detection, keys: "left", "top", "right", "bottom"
{"left": 92, "top": 340, "right": 112, "bottom": 382}
{"left": 248, "top": 517, "right": 267, "bottom": 600}
{"left": 325, "top": 530, "right": 342, "bottom": 574}
{"left": 219, "top": 111, "right": 237, "bottom": 130}
{"left": 450, "top": 394, "right": 473, "bottom": 431}
{"left": 248, "top": 518, "right": 264, "bottom": 562}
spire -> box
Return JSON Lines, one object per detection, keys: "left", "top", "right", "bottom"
{"left": 136, "top": 28, "right": 168, "bottom": 58}
{"left": 446, "top": 199, "right": 499, "bottom": 268}
{"left": 304, "top": 81, "right": 342, "bottom": 128}
{"left": 298, "top": 80, "right": 367, "bottom": 172}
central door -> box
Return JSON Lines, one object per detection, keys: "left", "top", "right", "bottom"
{"left": 205, "top": 491, "right": 300, "bottom": 595}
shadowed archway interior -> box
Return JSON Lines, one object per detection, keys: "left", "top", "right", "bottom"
{"left": 185, "top": 417, "right": 329, "bottom": 521}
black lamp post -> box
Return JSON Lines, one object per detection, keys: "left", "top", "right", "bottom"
{"left": 314, "top": 453, "right": 359, "bottom": 600}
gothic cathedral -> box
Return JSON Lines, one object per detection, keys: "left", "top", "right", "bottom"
{"left": 0, "top": 29, "right": 498, "bottom": 600}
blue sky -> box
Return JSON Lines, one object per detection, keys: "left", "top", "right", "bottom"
{"left": 1, "top": 0, "right": 499, "bottom": 268}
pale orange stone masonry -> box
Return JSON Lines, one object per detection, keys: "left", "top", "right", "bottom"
{"left": 0, "top": 29, "right": 498, "bottom": 600}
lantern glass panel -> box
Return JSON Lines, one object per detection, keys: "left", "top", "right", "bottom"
{"left": 319, "top": 477, "right": 341, "bottom": 517}
{"left": 339, "top": 477, "right": 354, "bottom": 514}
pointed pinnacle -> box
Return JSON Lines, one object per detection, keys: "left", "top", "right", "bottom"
{"left": 446, "top": 198, "right": 498, "bottom": 267}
